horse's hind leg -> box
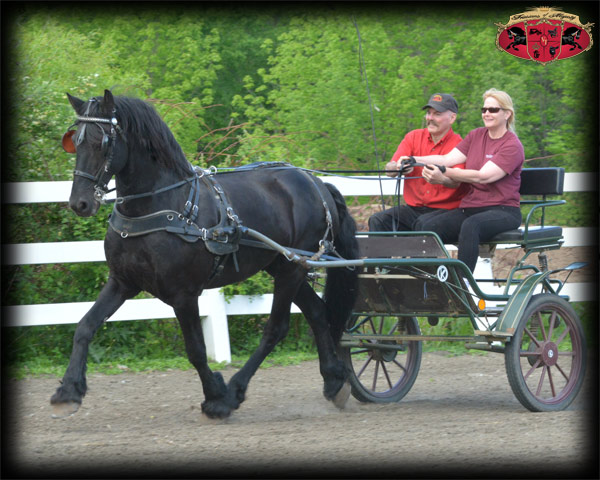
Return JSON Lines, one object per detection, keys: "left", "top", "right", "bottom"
{"left": 293, "top": 282, "right": 350, "bottom": 408}
{"left": 173, "top": 300, "right": 229, "bottom": 419}
{"left": 223, "top": 269, "right": 302, "bottom": 411}
{"left": 50, "top": 277, "right": 138, "bottom": 418}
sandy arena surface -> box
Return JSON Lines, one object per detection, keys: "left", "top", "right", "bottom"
{"left": 4, "top": 352, "right": 597, "bottom": 479}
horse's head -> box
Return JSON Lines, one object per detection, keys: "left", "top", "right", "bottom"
{"left": 507, "top": 26, "right": 525, "bottom": 39}
{"left": 63, "top": 89, "right": 128, "bottom": 217}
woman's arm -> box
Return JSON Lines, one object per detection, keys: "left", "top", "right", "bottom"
{"left": 443, "top": 160, "right": 507, "bottom": 184}
{"left": 401, "top": 147, "right": 467, "bottom": 167}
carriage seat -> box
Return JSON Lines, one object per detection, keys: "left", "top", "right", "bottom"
{"left": 483, "top": 167, "right": 565, "bottom": 253}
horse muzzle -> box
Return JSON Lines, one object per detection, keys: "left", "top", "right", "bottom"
{"left": 69, "top": 191, "right": 101, "bottom": 217}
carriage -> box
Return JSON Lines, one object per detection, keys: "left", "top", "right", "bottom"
{"left": 335, "top": 166, "right": 587, "bottom": 412}
{"left": 55, "top": 90, "right": 587, "bottom": 419}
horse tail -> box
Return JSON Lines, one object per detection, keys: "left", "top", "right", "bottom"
{"left": 323, "top": 183, "right": 360, "bottom": 346}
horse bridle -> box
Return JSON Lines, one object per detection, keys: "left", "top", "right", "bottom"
{"left": 64, "top": 98, "right": 126, "bottom": 202}
{"left": 63, "top": 98, "right": 203, "bottom": 208}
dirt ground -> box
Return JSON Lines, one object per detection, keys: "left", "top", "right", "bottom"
{"left": 4, "top": 352, "right": 597, "bottom": 479}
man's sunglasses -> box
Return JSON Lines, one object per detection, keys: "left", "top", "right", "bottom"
{"left": 481, "top": 107, "right": 503, "bottom": 113}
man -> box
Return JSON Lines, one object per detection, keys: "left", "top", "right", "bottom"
{"left": 368, "top": 93, "right": 468, "bottom": 232}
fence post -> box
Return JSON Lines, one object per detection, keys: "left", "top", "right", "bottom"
{"left": 199, "top": 288, "right": 232, "bottom": 363}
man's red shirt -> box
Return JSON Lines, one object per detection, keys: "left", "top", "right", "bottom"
{"left": 390, "top": 128, "right": 466, "bottom": 209}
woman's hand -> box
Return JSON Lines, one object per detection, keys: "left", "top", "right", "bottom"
{"left": 422, "top": 164, "right": 445, "bottom": 184}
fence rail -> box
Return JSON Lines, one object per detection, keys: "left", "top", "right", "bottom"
{"left": 2, "top": 173, "right": 597, "bottom": 363}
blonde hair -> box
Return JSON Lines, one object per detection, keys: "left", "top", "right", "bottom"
{"left": 483, "top": 88, "right": 516, "bottom": 132}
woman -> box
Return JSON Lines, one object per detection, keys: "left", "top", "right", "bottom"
{"left": 402, "top": 88, "right": 524, "bottom": 272}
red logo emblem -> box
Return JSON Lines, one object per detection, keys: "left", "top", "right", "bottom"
{"left": 495, "top": 7, "right": 594, "bottom": 64}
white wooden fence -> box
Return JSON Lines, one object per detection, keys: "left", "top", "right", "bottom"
{"left": 2, "top": 173, "right": 597, "bottom": 362}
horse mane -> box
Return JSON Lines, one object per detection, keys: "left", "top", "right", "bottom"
{"left": 88, "top": 95, "right": 192, "bottom": 176}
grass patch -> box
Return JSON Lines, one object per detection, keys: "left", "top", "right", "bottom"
{"left": 5, "top": 349, "right": 320, "bottom": 380}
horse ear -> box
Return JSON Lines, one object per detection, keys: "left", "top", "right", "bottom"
{"left": 103, "top": 89, "right": 115, "bottom": 113}
{"left": 67, "top": 93, "right": 85, "bottom": 113}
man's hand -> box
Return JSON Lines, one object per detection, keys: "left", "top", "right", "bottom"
{"left": 398, "top": 156, "right": 416, "bottom": 175}
{"left": 384, "top": 160, "right": 399, "bottom": 178}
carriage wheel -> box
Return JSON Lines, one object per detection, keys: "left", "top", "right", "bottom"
{"left": 504, "top": 294, "right": 586, "bottom": 412}
{"left": 340, "top": 315, "right": 422, "bottom": 403}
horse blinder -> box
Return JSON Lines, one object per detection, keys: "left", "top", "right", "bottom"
{"left": 62, "top": 130, "right": 77, "bottom": 154}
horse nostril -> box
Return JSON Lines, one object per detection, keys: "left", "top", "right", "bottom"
{"left": 70, "top": 200, "right": 88, "bottom": 214}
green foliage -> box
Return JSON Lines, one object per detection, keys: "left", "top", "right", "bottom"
{"left": 221, "top": 271, "right": 274, "bottom": 300}
{"left": 520, "top": 192, "right": 596, "bottom": 228}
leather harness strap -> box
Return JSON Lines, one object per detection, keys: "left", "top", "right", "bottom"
{"left": 108, "top": 172, "right": 241, "bottom": 252}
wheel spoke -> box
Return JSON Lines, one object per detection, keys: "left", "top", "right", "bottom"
{"left": 555, "top": 325, "right": 571, "bottom": 345}
{"left": 547, "top": 311, "right": 558, "bottom": 339}
{"left": 547, "top": 366, "right": 557, "bottom": 397}
{"left": 381, "top": 362, "right": 394, "bottom": 389}
{"left": 524, "top": 327, "right": 542, "bottom": 347}
{"left": 355, "top": 354, "right": 373, "bottom": 379}
{"left": 523, "top": 357, "right": 542, "bottom": 380}
{"left": 554, "top": 361, "right": 570, "bottom": 382}
{"left": 537, "top": 311, "right": 547, "bottom": 341}
{"left": 367, "top": 318, "right": 377, "bottom": 334}
{"left": 535, "top": 365, "right": 548, "bottom": 396}
{"left": 393, "top": 357, "right": 408, "bottom": 374}
{"left": 372, "top": 360, "right": 380, "bottom": 391}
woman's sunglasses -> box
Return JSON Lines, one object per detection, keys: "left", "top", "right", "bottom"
{"left": 481, "top": 107, "right": 503, "bottom": 113}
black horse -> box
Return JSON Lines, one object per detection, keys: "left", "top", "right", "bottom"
{"left": 562, "top": 26, "right": 582, "bottom": 50}
{"left": 506, "top": 26, "right": 527, "bottom": 51}
{"left": 51, "top": 90, "right": 359, "bottom": 419}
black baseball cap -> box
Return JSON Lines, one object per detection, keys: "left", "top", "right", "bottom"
{"left": 422, "top": 93, "right": 459, "bottom": 113}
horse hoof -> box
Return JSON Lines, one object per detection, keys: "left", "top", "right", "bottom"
{"left": 51, "top": 401, "right": 80, "bottom": 418}
{"left": 201, "top": 400, "right": 232, "bottom": 420}
{"left": 332, "top": 381, "right": 351, "bottom": 409}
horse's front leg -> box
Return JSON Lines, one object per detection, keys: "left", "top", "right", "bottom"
{"left": 50, "top": 277, "right": 138, "bottom": 418}
{"left": 173, "top": 300, "right": 229, "bottom": 419}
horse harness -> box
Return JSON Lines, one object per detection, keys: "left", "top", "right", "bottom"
{"left": 65, "top": 107, "right": 336, "bottom": 276}
{"left": 108, "top": 168, "right": 243, "bottom": 254}
{"left": 107, "top": 165, "right": 337, "bottom": 275}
